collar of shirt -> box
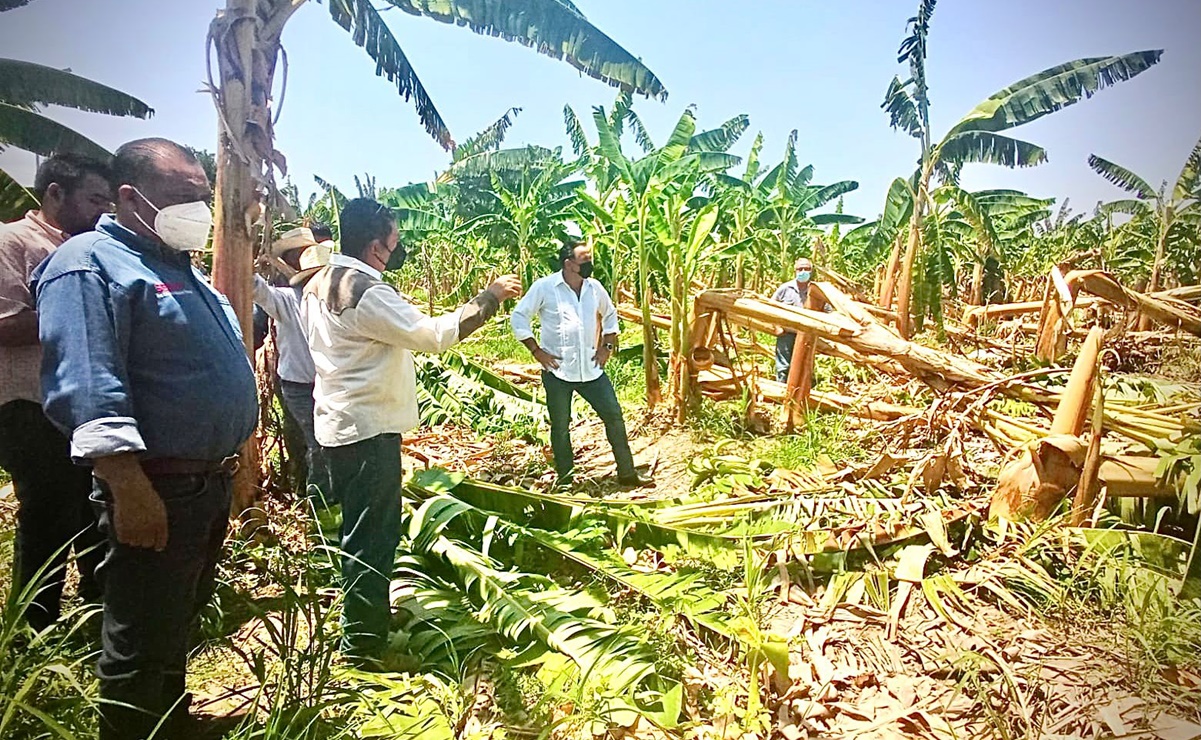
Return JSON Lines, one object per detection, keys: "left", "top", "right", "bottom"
{"left": 329, "top": 252, "right": 381, "bottom": 280}
{"left": 21, "top": 210, "right": 69, "bottom": 244}
{"left": 96, "top": 214, "right": 188, "bottom": 264}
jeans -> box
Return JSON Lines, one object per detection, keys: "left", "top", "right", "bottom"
{"left": 278, "top": 380, "right": 332, "bottom": 503}
{"left": 0, "top": 400, "right": 102, "bottom": 630}
{"left": 541, "top": 371, "right": 636, "bottom": 481}
{"left": 92, "top": 472, "right": 231, "bottom": 740}
{"left": 775, "top": 332, "right": 797, "bottom": 384}
{"left": 326, "top": 433, "right": 401, "bottom": 659}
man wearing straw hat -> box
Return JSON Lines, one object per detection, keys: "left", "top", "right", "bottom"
{"left": 255, "top": 225, "right": 332, "bottom": 502}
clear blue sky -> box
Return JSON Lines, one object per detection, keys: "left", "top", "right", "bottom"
{"left": 2, "top": 0, "right": 1198, "bottom": 220}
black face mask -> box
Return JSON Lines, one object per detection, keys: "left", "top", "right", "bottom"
{"left": 577, "top": 260, "right": 594, "bottom": 279}
{"left": 384, "top": 242, "right": 408, "bottom": 271}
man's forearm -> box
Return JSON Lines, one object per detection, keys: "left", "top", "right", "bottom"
{"left": 601, "top": 332, "right": 617, "bottom": 347}
{"left": 0, "top": 310, "right": 39, "bottom": 346}
{"left": 520, "top": 337, "right": 540, "bottom": 355}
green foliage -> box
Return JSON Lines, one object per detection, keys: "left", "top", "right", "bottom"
{"left": 0, "top": 547, "right": 99, "bottom": 739}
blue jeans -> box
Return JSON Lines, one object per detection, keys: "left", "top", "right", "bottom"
{"left": 279, "top": 380, "right": 332, "bottom": 503}
{"left": 775, "top": 332, "right": 797, "bottom": 384}
{"left": 91, "top": 472, "right": 231, "bottom": 740}
{"left": 542, "top": 371, "right": 636, "bottom": 481}
{"left": 326, "top": 433, "right": 401, "bottom": 660}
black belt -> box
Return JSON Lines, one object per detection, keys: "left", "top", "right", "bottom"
{"left": 140, "top": 455, "right": 240, "bottom": 477}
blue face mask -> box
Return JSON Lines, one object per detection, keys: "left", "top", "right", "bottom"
{"left": 796, "top": 270, "right": 812, "bottom": 282}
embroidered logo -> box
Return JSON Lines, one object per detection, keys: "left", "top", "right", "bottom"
{"left": 154, "top": 282, "right": 191, "bottom": 297}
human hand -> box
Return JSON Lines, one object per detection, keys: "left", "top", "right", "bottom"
{"left": 113, "top": 481, "right": 168, "bottom": 551}
{"left": 534, "top": 348, "right": 562, "bottom": 371}
{"left": 94, "top": 455, "right": 168, "bottom": 551}
{"left": 592, "top": 346, "right": 612, "bottom": 368}
{"left": 487, "top": 274, "right": 522, "bottom": 303}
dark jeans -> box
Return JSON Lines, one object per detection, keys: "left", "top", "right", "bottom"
{"left": 278, "top": 380, "right": 332, "bottom": 503}
{"left": 542, "top": 371, "right": 636, "bottom": 481}
{"left": 775, "top": 332, "right": 797, "bottom": 383}
{"left": 0, "top": 399, "right": 102, "bottom": 630}
{"left": 92, "top": 472, "right": 231, "bottom": 740}
{"left": 327, "top": 433, "right": 401, "bottom": 659}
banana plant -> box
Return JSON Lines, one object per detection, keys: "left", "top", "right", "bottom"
{"left": 879, "top": 0, "right": 1163, "bottom": 337}
{"left": 0, "top": 55, "right": 152, "bottom": 172}
{"left": 1090, "top": 130, "right": 1201, "bottom": 315}
{"left": 589, "top": 106, "right": 743, "bottom": 407}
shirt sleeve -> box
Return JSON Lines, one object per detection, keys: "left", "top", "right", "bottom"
{"left": 252, "top": 274, "right": 292, "bottom": 322}
{"left": 355, "top": 284, "right": 461, "bottom": 352}
{"left": 37, "top": 269, "right": 146, "bottom": 459}
{"left": 510, "top": 280, "right": 542, "bottom": 342}
{"left": 771, "top": 283, "right": 788, "bottom": 303}
{"left": 597, "top": 283, "right": 620, "bottom": 335}
{"left": 0, "top": 231, "right": 35, "bottom": 320}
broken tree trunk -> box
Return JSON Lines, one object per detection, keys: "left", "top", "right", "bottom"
{"left": 990, "top": 325, "right": 1104, "bottom": 521}
{"left": 696, "top": 288, "right": 998, "bottom": 389}
{"left": 1070, "top": 270, "right": 1201, "bottom": 337}
{"left": 210, "top": 0, "right": 302, "bottom": 515}
{"left": 784, "top": 290, "right": 824, "bottom": 431}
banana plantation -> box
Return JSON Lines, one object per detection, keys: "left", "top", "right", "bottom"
{"left": 2, "top": 1, "right": 1200, "bottom": 739}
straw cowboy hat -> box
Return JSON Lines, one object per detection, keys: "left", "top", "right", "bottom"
{"left": 270, "top": 227, "right": 318, "bottom": 258}
{"left": 288, "top": 241, "right": 333, "bottom": 286}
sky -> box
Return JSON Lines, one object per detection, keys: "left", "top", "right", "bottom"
{"left": 2, "top": 0, "right": 1199, "bottom": 221}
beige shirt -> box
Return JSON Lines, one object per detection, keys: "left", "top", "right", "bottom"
{"left": 0, "top": 211, "right": 68, "bottom": 407}
{"left": 301, "top": 254, "right": 465, "bottom": 447}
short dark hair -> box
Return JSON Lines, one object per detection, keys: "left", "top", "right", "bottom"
{"left": 32, "top": 152, "right": 113, "bottom": 201}
{"left": 111, "top": 138, "right": 201, "bottom": 189}
{"left": 308, "top": 220, "right": 333, "bottom": 242}
{"left": 339, "top": 198, "right": 394, "bottom": 259}
{"left": 557, "top": 240, "right": 583, "bottom": 268}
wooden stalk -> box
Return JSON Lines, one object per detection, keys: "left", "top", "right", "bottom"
{"left": 1070, "top": 382, "right": 1105, "bottom": 527}
{"left": 784, "top": 291, "right": 824, "bottom": 432}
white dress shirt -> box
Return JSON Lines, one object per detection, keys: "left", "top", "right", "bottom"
{"left": 301, "top": 253, "right": 463, "bottom": 447}
{"left": 253, "top": 275, "right": 316, "bottom": 384}
{"left": 511, "top": 272, "right": 619, "bottom": 384}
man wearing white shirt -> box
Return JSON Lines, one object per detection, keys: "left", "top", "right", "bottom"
{"left": 511, "top": 241, "right": 651, "bottom": 489}
{"left": 301, "top": 198, "right": 521, "bottom": 663}
{"left": 254, "top": 225, "right": 332, "bottom": 501}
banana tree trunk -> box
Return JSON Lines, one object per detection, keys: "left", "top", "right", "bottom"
{"left": 1139, "top": 210, "right": 1172, "bottom": 331}
{"left": 879, "top": 232, "right": 904, "bottom": 309}
{"left": 895, "top": 165, "right": 932, "bottom": 339}
{"left": 969, "top": 260, "right": 985, "bottom": 306}
{"left": 211, "top": 0, "right": 299, "bottom": 515}
{"left": 637, "top": 204, "right": 661, "bottom": 407}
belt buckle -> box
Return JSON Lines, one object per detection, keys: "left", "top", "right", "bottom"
{"left": 220, "top": 455, "right": 241, "bottom": 476}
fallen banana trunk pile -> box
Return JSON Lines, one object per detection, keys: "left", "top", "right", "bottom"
{"left": 617, "top": 276, "right": 1199, "bottom": 527}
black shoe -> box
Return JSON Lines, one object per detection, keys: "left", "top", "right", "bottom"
{"left": 552, "top": 474, "right": 574, "bottom": 490}
{"left": 616, "top": 472, "right": 654, "bottom": 489}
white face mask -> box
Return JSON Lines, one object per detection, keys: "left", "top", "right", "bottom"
{"left": 133, "top": 188, "right": 213, "bottom": 252}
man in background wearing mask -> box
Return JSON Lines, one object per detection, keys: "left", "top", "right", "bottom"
{"left": 254, "top": 225, "right": 332, "bottom": 503}
{"left": 511, "top": 240, "right": 651, "bottom": 489}
{"left": 0, "top": 152, "right": 113, "bottom": 630}
{"left": 33, "top": 138, "right": 258, "bottom": 740}
{"left": 771, "top": 257, "right": 814, "bottom": 383}
{"left": 301, "top": 197, "right": 521, "bottom": 666}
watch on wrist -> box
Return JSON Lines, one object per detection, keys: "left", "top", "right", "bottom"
{"left": 604, "top": 342, "right": 615, "bottom": 351}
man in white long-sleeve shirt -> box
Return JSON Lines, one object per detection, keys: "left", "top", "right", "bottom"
{"left": 511, "top": 241, "right": 651, "bottom": 489}
{"left": 254, "top": 226, "right": 331, "bottom": 501}
{"left": 301, "top": 197, "right": 520, "bottom": 664}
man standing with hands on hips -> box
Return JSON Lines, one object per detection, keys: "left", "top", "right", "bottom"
{"left": 511, "top": 239, "right": 652, "bottom": 490}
